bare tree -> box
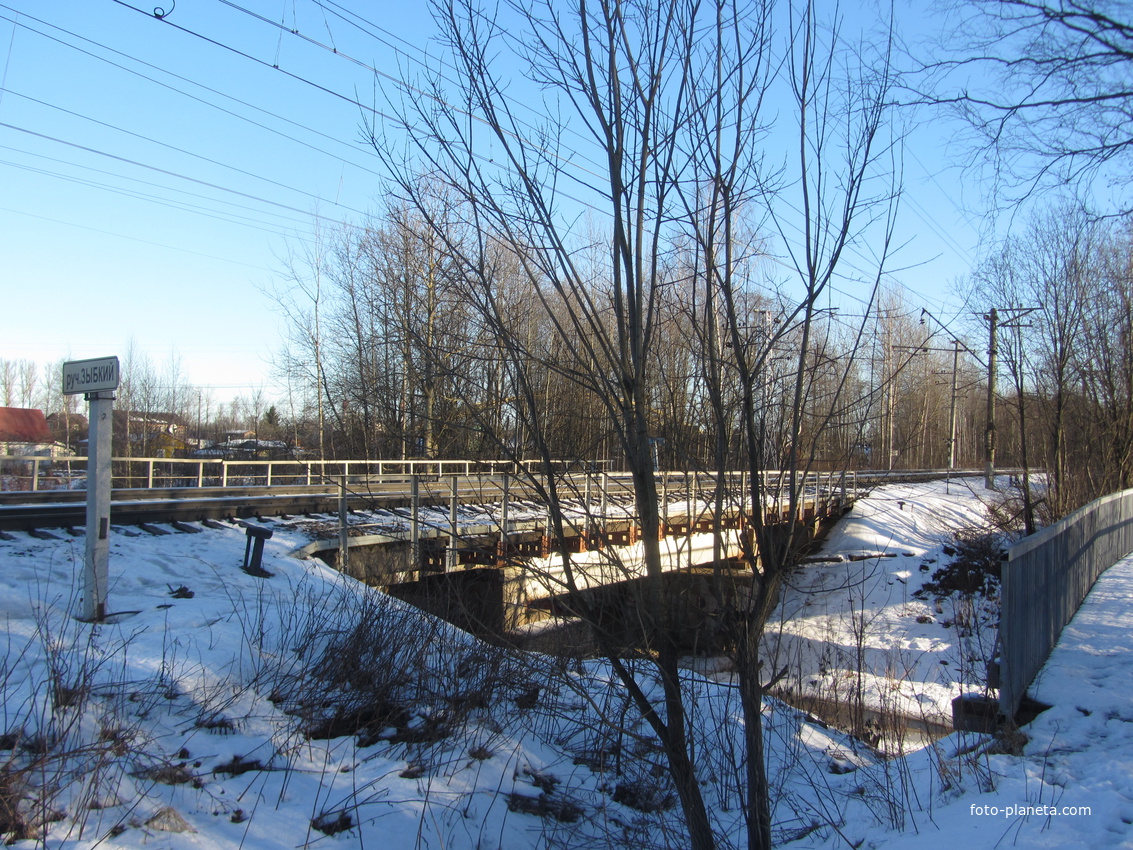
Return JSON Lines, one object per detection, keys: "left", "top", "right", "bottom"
{"left": 273, "top": 218, "right": 335, "bottom": 458}
{"left": 690, "top": 3, "right": 901, "bottom": 843}
{"left": 1019, "top": 205, "right": 1097, "bottom": 517}
{"left": 1068, "top": 219, "right": 1133, "bottom": 500}
{"left": 358, "top": 0, "right": 904, "bottom": 847}
{"left": 16, "top": 359, "right": 37, "bottom": 409}
{"left": 371, "top": 1, "right": 777, "bottom": 844}
{"left": 925, "top": 0, "right": 1133, "bottom": 213}
{"left": 0, "top": 360, "right": 16, "bottom": 408}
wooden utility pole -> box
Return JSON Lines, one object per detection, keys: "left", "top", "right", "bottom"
{"left": 948, "top": 340, "right": 960, "bottom": 472}
{"left": 984, "top": 307, "right": 1038, "bottom": 490}
{"left": 985, "top": 308, "right": 998, "bottom": 490}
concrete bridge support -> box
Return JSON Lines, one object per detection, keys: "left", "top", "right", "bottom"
{"left": 305, "top": 484, "right": 853, "bottom": 645}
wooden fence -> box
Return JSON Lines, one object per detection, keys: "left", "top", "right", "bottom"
{"left": 999, "top": 488, "right": 1133, "bottom": 718}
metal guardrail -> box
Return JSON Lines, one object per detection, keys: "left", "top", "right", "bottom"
{"left": 0, "top": 456, "right": 856, "bottom": 535}
{"left": 0, "top": 455, "right": 532, "bottom": 492}
{"left": 998, "top": 487, "right": 1133, "bottom": 719}
{"left": 1, "top": 455, "right": 857, "bottom": 500}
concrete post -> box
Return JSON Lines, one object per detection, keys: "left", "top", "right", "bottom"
{"left": 600, "top": 470, "right": 608, "bottom": 549}
{"left": 81, "top": 392, "right": 113, "bottom": 621}
{"left": 542, "top": 504, "right": 552, "bottom": 557}
{"left": 582, "top": 471, "right": 592, "bottom": 551}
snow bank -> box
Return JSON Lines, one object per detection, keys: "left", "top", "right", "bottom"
{"left": 0, "top": 478, "right": 1129, "bottom": 849}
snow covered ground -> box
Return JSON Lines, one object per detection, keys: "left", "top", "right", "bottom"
{"left": 0, "top": 479, "right": 1129, "bottom": 848}
{"left": 763, "top": 478, "right": 1001, "bottom": 731}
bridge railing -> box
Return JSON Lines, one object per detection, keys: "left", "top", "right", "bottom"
{"left": 2, "top": 455, "right": 856, "bottom": 506}
{"left": 0, "top": 455, "right": 530, "bottom": 491}
{"left": 998, "top": 488, "right": 1133, "bottom": 718}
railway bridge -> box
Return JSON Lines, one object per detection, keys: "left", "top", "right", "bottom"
{"left": 0, "top": 455, "right": 857, "bottom": 640}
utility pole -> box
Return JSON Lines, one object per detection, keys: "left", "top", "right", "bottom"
{"left": 985, "top": 308, "right": 998, "bottom": 490}
{"left": 948, "top": 339, "right": 960, "bottom": 473}
{"left": 895, "top": 342, "right": 966, "bottom": 475}
{"left": 885, "top": 339, "right": 896, "bottom": 470}
{"left": 983, "top": 307, "right": 1037, "bottom": 491}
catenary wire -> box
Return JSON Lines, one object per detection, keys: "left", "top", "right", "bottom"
{"left": 3, "top": 1, "right": 981, "bottom": 354}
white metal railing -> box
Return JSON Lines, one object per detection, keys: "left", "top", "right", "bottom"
{"left": 0, "top": 455, "right": 856, "bottom": 505}
{"left": 0, "top": 455, "right": 539, "bottom": 492}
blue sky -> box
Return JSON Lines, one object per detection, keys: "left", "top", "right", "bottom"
{"left": 0, "top": 0, "right": 984, "bottom": 406}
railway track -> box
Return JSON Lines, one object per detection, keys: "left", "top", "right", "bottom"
{"left": 0, "top": 489, "right": 364, "bottom": 532}
{"left": 0, "top": 476, "right": 633, "bottom": 532}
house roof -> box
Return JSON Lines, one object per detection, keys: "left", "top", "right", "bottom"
{"left": 45, "top": 412, "right": 88, "bottom": 428}
{"left": 112, "top": 410, "right": 190, "bottom": 430}
{"left": 0, "top": 408, "right": 52, "bottom": 443}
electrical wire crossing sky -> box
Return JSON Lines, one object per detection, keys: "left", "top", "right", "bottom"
{"left": 0, "top": 0, "right": 984, "bottom": 406}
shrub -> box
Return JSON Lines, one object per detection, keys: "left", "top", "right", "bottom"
{"left": 918, "top": 529, "right": 1004, "bottom": 599}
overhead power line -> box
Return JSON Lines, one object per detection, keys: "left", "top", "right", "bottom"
{"left": 0, "top": 120, "right": 356, "bottom": 224}
{"left": 0, "top": 154, "right": 312, "bottom": 237}
{"left": 0, "top": 203, "right": 273, "bottom": 270}
{"left": 4, "top": 88, "right": 375, "bottom": 219}
{"left": 0, "top": 0, "right": 980, "bottom": 342}
{"left": 0, "top": 6, "right": 392, "bottom": 182}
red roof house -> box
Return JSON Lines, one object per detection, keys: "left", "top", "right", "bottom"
{"left": 0, "top": 407, "right": 51, "bottom": 443}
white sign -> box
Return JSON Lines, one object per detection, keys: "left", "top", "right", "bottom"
{"left": 63, "top": 356, "right": 120, "bottom": 395}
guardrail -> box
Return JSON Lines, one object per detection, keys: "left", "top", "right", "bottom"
{"left": 1, "top": 455, "right": 857, "bottom": 507}
{"left": 0, "top": 456, "right": 534, "bottom": 492}
{"left": 998, "top": 487, "right": 1133, "bottom": 719}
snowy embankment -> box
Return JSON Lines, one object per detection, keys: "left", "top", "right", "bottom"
{"left": 783, "top": 477, "right": 1133, "bottom": 849}
{"left": 842, "top": 550, "right": 1133, "bottom": 850}
{"left": 0, "top": 479, "right": 1130, "bottom": 848}
{"left": 763, "top": 477, "right": 1001, "bottom": 727}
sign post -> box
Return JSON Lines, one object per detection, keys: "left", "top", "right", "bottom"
{"left": 63, "top": 356, "right": 119, "bottom": 621}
